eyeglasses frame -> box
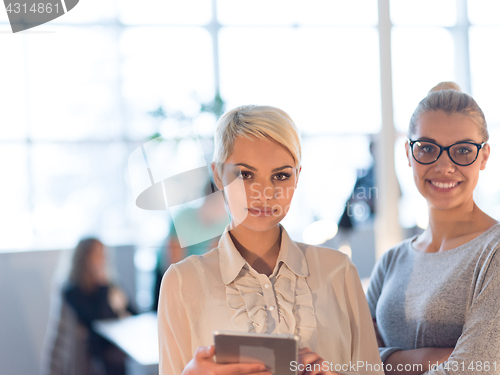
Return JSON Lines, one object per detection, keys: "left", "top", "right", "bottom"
{"left": 407, "top": 139, "right": 486, "bottom": 166}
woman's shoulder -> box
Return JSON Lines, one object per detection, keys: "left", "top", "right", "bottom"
{"left": 384, "top": 236, "right": 415, "bottom": 257}
{"left": 369, "top": 236, "right": 417, "bottom": 273}
{"left": 294, "top": 241, "right": 348, "bottom": 260}
{"left": 163, "top": 247, "right": 221, "bottom": 286}
{"left": 293, "top": 241, "right": 358, "bottom": 277}
{"left": 470, "top": 222, "right": 500, "bottom": 263}
{"left": 173, "top": 245, "right": 219, "bottom": 267}
{"left": 476, "top": 222, "right": 500, "bottom": 245}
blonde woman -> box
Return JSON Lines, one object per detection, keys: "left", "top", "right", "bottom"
{"left": 367, "top": 83, "right": 500, "bottom": 375}
{"left": 158, "top": 105, "right": 383, "bottom": 375}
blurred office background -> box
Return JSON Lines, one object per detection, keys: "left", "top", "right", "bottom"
{"left": 1, "top": 0, "right": 500, "bottom": 374}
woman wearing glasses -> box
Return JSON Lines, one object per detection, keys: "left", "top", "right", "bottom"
{"left": 366, "top": 82, "right": 500, "bottom": 375}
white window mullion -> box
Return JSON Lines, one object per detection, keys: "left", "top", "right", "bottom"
{"left": 453, "top": 0, "right": 472, "bottom": 94}
{"left": 375, "top": 0, "right": 403, "bottom": 259}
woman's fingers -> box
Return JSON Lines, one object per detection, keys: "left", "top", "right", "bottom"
{"left": 299, "top": 347, "right": 313, "bottom": 355}
{"left": 188, "top": 346, "right": 270, "bottom": 375}
{"left": 195, "top": 345, "right": 216, "bottom": 360}
{"left": 299, "top": 349, "right": 322, "bottom": 366}
{"left": 298, "top": 348, "right": 338, "bottom": 375}
{"left": 217, "top": 363, "right": 270, "bottom": 375}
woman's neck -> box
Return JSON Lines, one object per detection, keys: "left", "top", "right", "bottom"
{"left": 228, "top": 223, "right": 282, "bottom": 276}
{"left": 415, "top": 200, "right": 497, "bottom": 253}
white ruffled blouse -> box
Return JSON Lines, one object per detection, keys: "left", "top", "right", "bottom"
{"left": 158, "top": 226, "right": 383, "bottom": 375}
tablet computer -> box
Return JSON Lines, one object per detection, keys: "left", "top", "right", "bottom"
{"left": 214, "top": 331, "right": 298, "bottom": 375}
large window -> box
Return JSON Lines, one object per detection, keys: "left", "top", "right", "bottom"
{"left": 0, "top": 0, "right": 381, "bottom": 252}
{"left": 1, "top": 0, "right": 500, "bottom": 252}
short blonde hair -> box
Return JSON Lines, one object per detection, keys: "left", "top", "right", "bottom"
{"left": 212, "top": 105, "right": 301, "bottom": 168}
{"left": 409, "top": 81, "right": 489, "bottom": 142}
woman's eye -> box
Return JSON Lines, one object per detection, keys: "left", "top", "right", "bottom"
{"left": 274, "top": 173, "right": 291, "bottom": 181}
{"left": 457, "top": 147, "right": 472, "bottom": 154}
{"left": 421, "top": 145, "right": 435, "bottom": 153}
{"left": 240, "top": 171, "right": 253, "bottom": 179}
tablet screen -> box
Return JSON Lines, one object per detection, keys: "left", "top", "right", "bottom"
{"left": 214, "top": 331, "right": 298, "bottom": 375}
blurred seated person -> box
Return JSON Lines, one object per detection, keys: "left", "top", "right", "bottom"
{"left": 152, "top": 180, "right": 229, "bottom": 310}
{"left": 64, "top": 237, "right": 137, "bottom": 375}
{"left": 338, "top": 141, "right": 377, "bottom": 230}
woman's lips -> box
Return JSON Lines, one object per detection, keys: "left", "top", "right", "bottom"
{"left": 247, "top": 207, "right": 275, "bottom": 217}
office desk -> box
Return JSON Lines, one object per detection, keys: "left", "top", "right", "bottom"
{"left": 94, "top": 312, "right": 158, "bottom": 375}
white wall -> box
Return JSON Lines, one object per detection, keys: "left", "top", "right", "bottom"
{"left": 0, "top": 249, "right": 62, "bottom": 375}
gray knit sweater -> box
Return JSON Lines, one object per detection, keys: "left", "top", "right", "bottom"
{"left": 366, "top": 223, "right": 500, "bottom": 375}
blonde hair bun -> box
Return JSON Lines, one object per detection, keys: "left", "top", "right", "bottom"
{"left": 428, "top": 81, "right": 461, "bottom": 94}
{"left": 409, "top": 81, "right": 489, "bottom": 142}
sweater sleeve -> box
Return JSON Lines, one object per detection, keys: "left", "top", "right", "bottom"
{"left": 342, "top": 256, "right": 384, "bottom": 375}
{"left": 365, "top": 251, "right": 403, "bottom": 363}
{"left": 158, "top": 264, "right": 193, "bottom": 375}
{"left": 424, "top": 246, "right": 500, "bottom": 375}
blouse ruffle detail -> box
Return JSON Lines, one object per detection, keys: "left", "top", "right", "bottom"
{"left": 225, "top": 264, "right": 317, "bottom": 350}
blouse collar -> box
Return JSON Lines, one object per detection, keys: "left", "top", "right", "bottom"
{"left": 219, "top": 224, "right": 309, "bottom": 285}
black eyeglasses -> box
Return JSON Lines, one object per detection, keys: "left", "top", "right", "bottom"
{"left": 408, "top": 139, "right": 485, "bottom": 166}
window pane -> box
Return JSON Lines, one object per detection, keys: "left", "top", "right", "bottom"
{"left": 218, "top": 0, "right": 295, "bottom": 25}
{"left": 218, "top": 0, "right": 377, "bottom": 26}
{"left": 391, "top": 0, "right": 456, "bottom": 26}
{"left": 0, "top": 37, "right": 27, "bottom": 140}
{"left": 0, "top": 145, "right": 32, "bottom": 250}
{"left": 125, "top": 136, "right": 215, "bottom": 248}
{"left": 0, "top": 7, "right": 8, "bottom": 23}
{"left": 219, "top": 27, "right": 381, "bottom": 134}
{"left": 31, "top": 144, "right": 128, "bottom": 248}
{"left": 296, "top": 0, "right": 377, "bottom": 26}
{"left": 282, "top": 135, "right": 373, "bottom": 234}
{"left": 25, "top": 27, "right": 122, "bottom": 141}
{"left": 468, "top": 0, "right": 500, "bottom": 25}
{"left": 392, "top": 27, "right": 455, "bottom": 133}
{"left": 121, "top": 27, "right": 214, "bottom": 139}
{"left": 51, "top": 0, "right": 117, "bottom": 24}
{"left": 476, "top": 128, "right": 500, "bottom": 218}
{"left": 120, "top": 0, "right": 211, "bottom": 25}
{"left": 469, "top": 27, "right": 500, "bottom": 126}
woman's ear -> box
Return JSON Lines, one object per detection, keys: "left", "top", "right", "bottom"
{"left": 211, "top": 162, "right": 224, "bottom": 190}
{"left": 295, "top": 166, "right": 302, "bottom": 187}
{"left": 405, "top": 141, "right": 412, "bottom": 167}
{"left": 479, "top": 143, "right": 490, "bottom": 170}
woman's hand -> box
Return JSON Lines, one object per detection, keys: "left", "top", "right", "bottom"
{"left": 298, "top": 348, "right": 339, "bottom": 375}
{"left": 182, "top": 346, "right": 272, "bottom": 375}
{"left": 384, "top": 347, "right": 454, "bottom": 375}
{"left": 373, "top": 319, "right": 386, "bottom": 347}
{"left": 108, "top": 286, "right": 130, "bottom": 317}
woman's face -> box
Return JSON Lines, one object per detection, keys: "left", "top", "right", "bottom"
{"left": 405, "top": 110, "right": 490, "bottom": 211}
{"left": 214, "top": 136, "right": 300, "bottom": 232}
